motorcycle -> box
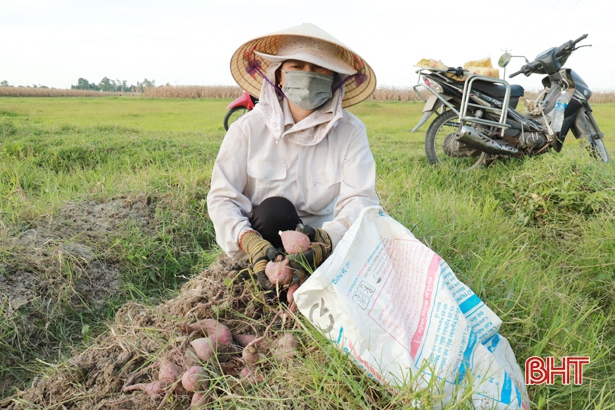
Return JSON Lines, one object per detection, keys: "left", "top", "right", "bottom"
{"left": 412, "top": 34, "right": 609, "bottom": 169}
{"left": 223, "top": 90, "right": 258, "bottom": 131}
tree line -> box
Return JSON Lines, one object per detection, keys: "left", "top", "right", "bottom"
{"left": 0, "top": 78, "right": 158, "bottom": 92}
{"left": 71, "top": 77, "right": 156, "bottom": 92}
{"left": 1, "top": 80, "right": 50, "bottom": 88}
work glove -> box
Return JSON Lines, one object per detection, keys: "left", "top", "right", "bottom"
{"left": 287, "top": 224, "right": 332, "bottom": 271}
{"left": 240, "top": 230, "right": 282, "bottom": 291}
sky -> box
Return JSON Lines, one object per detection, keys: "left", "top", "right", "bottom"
{"left": 2, "top": 0, "right": 615, "bottom": 92}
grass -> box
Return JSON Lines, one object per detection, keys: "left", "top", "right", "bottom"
{"left": 0, "top": 96, "right": 614, "bottom": 409}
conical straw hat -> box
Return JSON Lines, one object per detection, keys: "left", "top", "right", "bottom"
{"left": 229, "top": 23, "right": 376, "bottom": 108}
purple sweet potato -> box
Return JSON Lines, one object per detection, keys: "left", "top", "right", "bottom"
{"left": 190, "top": 337, "right": 239, "bottom": 363}
{"left": 122, "top": 380, "right": 169, "bottom": 396}
{"left": 158, "top": 360, "right": 182, "bottom": 382}
{"left": 122, "top": 360, "right": 180, "bottom": 397}
{"left": 182, "top": 366, "right": 208, "bottom": 392}
{"left": 286, "top": 282, "right": 299, "bottom": 312}
{"left": 239, "top": 367, "right": 264, "bottom": 383}
{"left": 191, "top": 391, "right": 209, "bottom": 408}
{"left": 178, "top": 319, "right": 233, "bottom": 346}
{"left": 273, "top": 333, "right": 298, "bottom": 362}
{"left": 242, "top": 336, "right": 266, "bottom": 368}
{"left": 191, "top": 337, "right": 216, "bottom": 361}
{"left": 234, "top": 333, "right": 257, "bottom": 348}
{"left": 279, "top": 230, "right": 310, "bottom": 254}
{"left": 265, "top": 258, "right": 293, "bottom": 285}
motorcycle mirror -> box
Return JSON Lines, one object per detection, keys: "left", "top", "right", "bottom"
{"left": 498, "top": 53, "right": 512, "bottom": 68}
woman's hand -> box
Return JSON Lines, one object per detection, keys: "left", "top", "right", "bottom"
{"left": 240, "top": 231, "right": 282, "bottom": 290}
{"left": 287, "top": 224, "right": 332, "bottom": 271}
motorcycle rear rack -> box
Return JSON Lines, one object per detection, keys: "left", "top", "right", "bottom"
{"left": 414, "top": 69, "right": 512, "bottom": 135}
{"left": 460, "top": 75, "right": 511, "bottom": 133}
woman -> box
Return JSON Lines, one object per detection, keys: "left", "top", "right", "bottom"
{"left": 207, "top": 23, "right": 379, "bottom": 289}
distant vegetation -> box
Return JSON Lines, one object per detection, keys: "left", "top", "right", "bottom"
{"left": 2, "top": 80, "right": 615, "bottom": 102}
{"left": 0, "top": 88, "right": 139, "bottom": 97}
{"left": 71, "top": 77, "right": 156, "bottom": 92}
{"left": 1, "top": 80, "right": 50, "bottom": 89}
{"left": 0, "top": 77, "right": 158, "bottom": 94}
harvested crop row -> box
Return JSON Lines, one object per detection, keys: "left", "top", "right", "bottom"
{"left": 121, "top": 316, "right": 299, "bottom": 408}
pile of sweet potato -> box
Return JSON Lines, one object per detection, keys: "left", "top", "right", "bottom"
{"left": 122, "top": 317, "right": 298, "bottom": 407}
{"left": 121, "top": 230, "right": 311, "bottom": 407}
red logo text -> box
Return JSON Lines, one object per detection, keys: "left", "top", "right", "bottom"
{"left": 525, "top": 356, "right": 590, "bottom": 385}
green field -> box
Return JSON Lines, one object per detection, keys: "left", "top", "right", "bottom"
{"left": 1, "top": 97, "right": 614, "bottom": 409}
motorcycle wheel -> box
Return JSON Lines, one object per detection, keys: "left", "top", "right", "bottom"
{"left": 424, "top": 110, "right": 488, "bottom": 170}
{"left": 584, "top": 113, "right": 610, "bottom": 163}
{"left": 223, "top": 107, "right": 249, "bottom": 131}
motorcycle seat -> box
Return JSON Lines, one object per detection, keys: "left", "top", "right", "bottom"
{"left": 471, "top": 81, "right": 524, "bottom": 99}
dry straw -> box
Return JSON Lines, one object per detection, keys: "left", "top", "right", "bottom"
{"left": 2, "top": 85, "right": 614, "bottom": 102}
{"left": 144, "top": 85, "right": 424, "bottom": 101}
{"left": 143, "top": 85, "right": 243, "bottom": 99}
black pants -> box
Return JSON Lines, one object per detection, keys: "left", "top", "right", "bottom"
{"left": 249, "top": 197, "right": 301, "bottom": 249}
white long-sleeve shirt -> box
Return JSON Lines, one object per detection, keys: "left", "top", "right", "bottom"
{"left": 207, "top": 102, "right": 379, "bottom": 259}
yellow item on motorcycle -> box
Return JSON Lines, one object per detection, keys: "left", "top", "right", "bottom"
{"left": 415, "top": 58, "right": 464, "bottom": 81}
{"left": 415, "top": 57, "right": 499, "bottom": 81}
{"left": 463, "top": 57, "right": 493, "bottom": 68}
{"left": 414, "top": 58, "right": 448, "bottom": 70}
{"left": 464, "top": 58, "right": 500, "bottom": 79}
{"left": 465, "top": 66, "right": 500, "bottom": 78}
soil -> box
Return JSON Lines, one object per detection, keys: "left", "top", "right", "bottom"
{"left": 0, "top": 195, "right": 153, "bottom": 395}
{"left": 1, "top": 194, "right": 155, "bottom": 314}
{"left": 0, "top": 254, "right": 280, "bottom": 410}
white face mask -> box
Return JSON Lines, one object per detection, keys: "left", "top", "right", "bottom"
{"left": 282, "top": 71, "right": 334, "bottom": 110}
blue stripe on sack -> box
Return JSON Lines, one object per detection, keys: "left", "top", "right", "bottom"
{"left": 459, "top": 294, "right": 482, "bottom": 314}
{"left": 485, "top": 333, "right": 500, "bottom": 353}
{"left": 501, "top": 372, "right": 512, "bottom": 404}
{"left": 456, "top": 330, "right": 478, "bottom": 384}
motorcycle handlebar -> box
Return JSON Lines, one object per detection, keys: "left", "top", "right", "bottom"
{"left": 555, "top": 33, "right": 588, "bottom": 58}
{"left": 509, "top": 34, "right": 588, "bottom": 78}
{"left": 573, "top": 33, "right": 589, "bottom": 44}
{"left": 509, "top": 69, "right": 523, "bottom": 78}
{"left": 509, "top": 61, "right": 543, "bottom": 78}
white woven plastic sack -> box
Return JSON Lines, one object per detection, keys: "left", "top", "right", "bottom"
{"left": 293, "top": 206, "right": 529, "bottom": 409}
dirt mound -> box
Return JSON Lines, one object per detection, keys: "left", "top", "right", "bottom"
{"left": 0, "top": 195, "right": 156, "bottom": 389}
{"left": 1, "top": 255, "right": 289, "bottom": 410}
{"left": 2, "top": 194, "right": 154, "bottom": 310}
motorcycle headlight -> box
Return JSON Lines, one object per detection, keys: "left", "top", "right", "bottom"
{"left": 424, "top": 78, "right": 443, "bottom": 94}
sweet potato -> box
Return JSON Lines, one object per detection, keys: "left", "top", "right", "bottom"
{"left": 182, "top": 366, "right": 208, "bottom": 392}
{"left": 286, "top": 282, "right": 299, "bottom": 312}
{"left": 191, "top": 391, "right": 209, "bottom": 408}
{"left": 158, "top": 360, "right": 182, "bottom": 382}
{"left": 178, "top": 319, "right": 233, "bottom": 346}
{"left": 122, "top": 360, "right": 180, "bottom": 397}
{"left": 279, "top": 230, "right": 310, "bottom": 254}
{"left": 191, "top": 337, "right": 216, "bottom": 362}
{"left": 273, "top": 333, "right": 298, "bottom": 362}
{"left": 265, "top": 258, "right": 293, "bottom": 285}
{"left": 122, "top": 380, "right": 169, "bottom": 396}
{"left": 242, "top": 336, "right": 266, "bottom": 368}
{"left": 239, "top": 367, "right": 264, "bottom": 383}
{"left": 190, "top": 337, "right": 240, "bottom": 363}
{"left": 184, "top": 347, "right": 200, "bottom": 368}
{"left": 234, "top": 333, "right": 257, "bottom": 348}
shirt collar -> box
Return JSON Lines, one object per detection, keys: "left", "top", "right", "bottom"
{"left": 281, "top": 98, "right": 295, "bottom": 131}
